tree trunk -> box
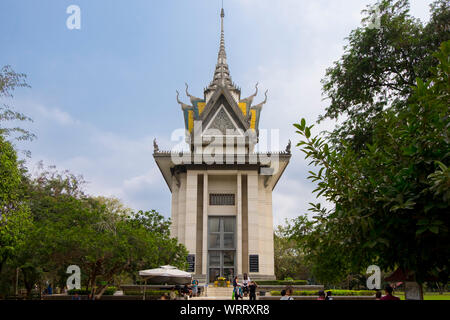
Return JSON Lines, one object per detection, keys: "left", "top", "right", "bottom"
{"left": 90, "top": 275, "right": 97, "bottom": 299}
{"left": 436, "top": 282, "right": 444, "bottom": 295}
{"left": 95, "top": 265, "right": 125, "bottom": 300}
{"left": 95, "top": 285, "right": 109, "bottom": 300}
{"left": 419, "top": 283, "right": 424, "bottom": 300}
{"left": 0, "top": 257, "right": 6, "bottom": 275}
{"left": 22, "top": 269, "right": 34, "bottom": 299}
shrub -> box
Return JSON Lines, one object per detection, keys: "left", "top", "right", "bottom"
{"left": 123, "top": 290, "right": 171, "bottom": 296}
{"left": 103, "top": 287, "right": 117, "bottom": 295}
{"left": 68, "top": 286, "right": 117, "bottom": 296}
{"left": 258, "top": 280, "right": 308, "bottom": 286}
{"left": 68, "top": 289, "right": 90, "bottom": 295}
{"left": 270, "top": 290, "right": 376, "bottom": 296}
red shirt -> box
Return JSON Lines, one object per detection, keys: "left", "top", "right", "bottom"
{"left": 381, "top": 294, "right": 400, "bottom": 301}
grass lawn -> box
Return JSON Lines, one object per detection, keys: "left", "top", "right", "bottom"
{"left": 398, "top": 292, "right": 450, "bottom": 300}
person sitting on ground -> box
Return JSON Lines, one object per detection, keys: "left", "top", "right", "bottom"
{"left": 380, "top": 285, "right": 400, "bottom": 300}
{"left": 317, "top": 290, "right": 326, "bottom": 300}
{"left": 325, "top": 291, "right": 333, "bottom": 301}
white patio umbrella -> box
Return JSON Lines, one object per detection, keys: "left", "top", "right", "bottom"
{"left": 138, "top": 265, "right": 192, "bottom": 300}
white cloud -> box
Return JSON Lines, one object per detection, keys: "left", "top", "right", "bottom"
{"left": 35, "top": 104, "right": 79, "bottom": 126}
{"left": 15, "top": 98, "right": 171, "bottom": 216}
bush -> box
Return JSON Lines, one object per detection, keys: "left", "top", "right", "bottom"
{"left": 68, "top": 289, "right": 90, "bottom": 295}
{"left": 123, "top": 290, "right": 171, "bottom": 296}
{"left": 258, "top": 280, "right": 308, "bottom": 286}
{"left": 68, "top": 286, "right": 117, "bottom": 296}
{"left": 104, "top": 287, "right": 117, "bottom": 295}
{"left": 270, "top": 290, "right": 376, "bottom": 296}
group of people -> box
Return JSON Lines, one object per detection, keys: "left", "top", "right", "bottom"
{"left": 162, "top": 279, "right": 201, "bottom": 300}
{"left": 181, "top": 279, "right": 200, "bottom": 298}
{"left": 232, "top": 274, "right": 258, "bottom": 300}
{"left": 317, "top": 290, "right": 334, "bottom": 300}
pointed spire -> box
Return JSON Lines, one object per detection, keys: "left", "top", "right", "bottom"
{"left": 206, "top": 5, "right": 236, "bottom": 92}
{"left": 219, "top": 7, "right": 226, "bottom": 66}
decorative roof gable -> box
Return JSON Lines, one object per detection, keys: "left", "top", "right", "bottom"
{"left": 175, "top": 8, "right": 268, "bottom": 142}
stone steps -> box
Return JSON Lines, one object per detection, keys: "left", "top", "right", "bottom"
{"left": 205, "top": 286, "right": 234, "bottom": 298}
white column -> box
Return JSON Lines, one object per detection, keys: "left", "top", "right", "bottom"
{"left": 185, "top": 172, "right": 198, "bottom": 255}
{"left": 177, "top": 174, "right": 186, "bottom": 243}
{"left": 170, "top": 176, "right": 179, "bottom": 239}
{"left": 237, "top": 173, "right": 242, "bottom": 275}
{"left": 202, "top": 173, "right": 208, "bottom": 276}
{"left": 266, "top": 187, "right": 275, "bottom": 276}
{"left": 247, "top": 172, "right": 259, "bottom": 264}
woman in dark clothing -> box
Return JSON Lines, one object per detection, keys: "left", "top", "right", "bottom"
{"left": 249, "top": 281, "right": 258, "bottom": 301}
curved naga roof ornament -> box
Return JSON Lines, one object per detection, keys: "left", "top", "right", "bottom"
{"left": 251, "top": 89, "right": 268, "bottom": 111}
{"left": 246, "top": 89, "right": 268, "bottom": 131}
{"left": 185, "top": 83, "right": 203, "bottom": 105}
{"left": 241, "top": 82, "right": 259, "bottom": 106}
{"left": 176, "top": 90, "right": 194, "bottom": 111}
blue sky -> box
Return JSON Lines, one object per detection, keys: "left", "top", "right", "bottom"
{"left": 1, "top": 0, "right": 433, "bottom": 225}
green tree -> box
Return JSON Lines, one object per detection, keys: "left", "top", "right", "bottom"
{"left": 292, "top": 41, "right": 450, "bottom": 293}
{"left": 0, "top": 65, "right": 35, "bottom": 141}
{"left": 0, "top": 136, "right": 32, "bottom": 296}
{"left": 10, "top": 165, "right": 188, "bottom": 299}
{"left": 321, "top": 0, "right": 449, "bottom": 150}
{"left": 274, "top": 223, "right": 310, "bottom": 281}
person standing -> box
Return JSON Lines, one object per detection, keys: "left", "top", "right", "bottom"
{"left": 192, "top": 279, "right": 199, "bottom": 297}
{"left": 233, "top": 276, "right": 242, "bottom": 300}
{"left": 242, "top": 273, "right": 251, "bottom": 298}
{"left": 249, "top": 281, "right": 258, "bottom": 301}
